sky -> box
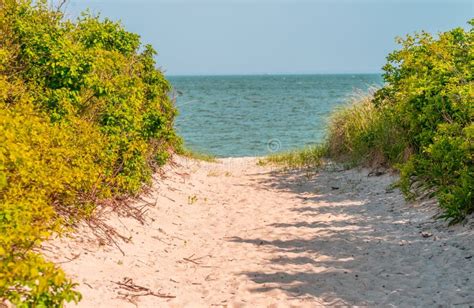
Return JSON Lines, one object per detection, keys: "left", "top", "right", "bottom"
{"left": 67, "top": 0, "right": 473, "bottom": 76}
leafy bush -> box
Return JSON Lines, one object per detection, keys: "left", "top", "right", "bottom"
{"left": 0, "top": 81, "right": 86, "bottom": 306}
{"left": 1, "top": 0, "right": 180, "bottom": 305}
{"left": 326, "top": 20, "right": 473, "bottom": 223}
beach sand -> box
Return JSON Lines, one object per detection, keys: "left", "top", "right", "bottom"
{"left": 43, "top": 156, "right": 474, "bottom": 307}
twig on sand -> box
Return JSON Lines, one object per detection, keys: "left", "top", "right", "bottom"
{"left": 161, "top": 194, "right": 176, "bottom": 203}
{"left": 180, "top": 254, "right": 211, "bottom": 265}
{"left": 182, "top": 257, "right": 200, "bottom": 265}
{"left": 87, "top": 218, "right": 127, "bottom": 256}
{"left": 113, "top": 277, "right": 176, "bottom": 300}
{"left": 151, "top": 235, "right": 171, "bottom": 245}
{"left": 81, "top": 192, "right": 158, "bottom": 256}
{"left": 157, "top": 227, "right": 187, "bottom": 242}
{"left": 57, "top": 253, "right": 81, "bottom": 264}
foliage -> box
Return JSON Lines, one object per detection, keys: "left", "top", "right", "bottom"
{"left": 178, "top": 147, "right": 217, "bottom": 162}
{"left": 263, "top": 145, "right": 326, "bottom": 169}
{"left": 0, "top": 0, "right": 179, "bottom": 305}
{"left": 326, "top": 91, "right": 408, "bottom": 167}
{"left": 326, "top": 20, "right": 473, "bottom": 223}
{"left": 377, "top": 20, "right": 473, "bottom": 223}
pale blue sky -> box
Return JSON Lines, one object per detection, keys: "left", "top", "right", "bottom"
{"left": 68, "top": 0, "right": 472, "bottom": 75}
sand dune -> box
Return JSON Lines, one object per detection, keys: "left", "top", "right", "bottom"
{"left": 43, "top": 156, "right": 474, "bottom": 307}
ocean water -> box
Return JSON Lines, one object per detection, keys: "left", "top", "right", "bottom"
{"left": 169, "top": 74, "right": 382, "bottom": 157}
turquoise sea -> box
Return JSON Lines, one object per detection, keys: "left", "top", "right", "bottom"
{"left": 169, "top": 74, "right": 383, "bottom": 157}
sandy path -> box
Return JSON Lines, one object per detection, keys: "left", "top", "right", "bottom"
{"left": 44, "top": 157, "right": 474, "bottom": 307}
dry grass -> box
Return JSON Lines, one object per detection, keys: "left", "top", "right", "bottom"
{"left": 264, "top": 88, "right": 407, "bottom": 170}
{"left": 261, "top": 145, "right": 326, "bottom": 169}
{"left": 179, "top": 148, "right": 217, "bottom": 162}
{"left": 326, "top": 91, "right": 377, "bottom": 158}
{"left": 325, "top": 89, "right": 407, "bottom": 167}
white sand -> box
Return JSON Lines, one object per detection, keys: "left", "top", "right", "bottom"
{"left": 43, "top": 156, "right": 474, "bottom": 307}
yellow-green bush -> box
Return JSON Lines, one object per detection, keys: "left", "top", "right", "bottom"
{"left": 326, "top": 20, "right": 473, "bottom": 223}
{"left": 0, "top": 87, "right": 87, "bottom": 306}
{"left": 1, "top": 0, "right": 180, "bottom": 305}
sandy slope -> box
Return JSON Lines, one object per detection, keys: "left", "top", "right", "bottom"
{"left": 43, "top": 156, "right": 474, "bottom": 307}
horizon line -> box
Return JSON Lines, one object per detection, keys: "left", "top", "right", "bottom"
{"left": 165, "top": 72, "right": 383, "bottom": 77}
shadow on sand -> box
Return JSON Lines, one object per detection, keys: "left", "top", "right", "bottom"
{"left": 227, "top": 167, "right": 472, "bottom": 306}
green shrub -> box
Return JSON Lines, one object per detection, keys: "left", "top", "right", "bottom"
{"left": 0, "top": 87, "right": 86, "bottom": 306}
{"left": 376, "top": 20, "right": 473, "bottom": 223}
{"left": 326, "top": 20, "right": 473, "bottom": 223}
{"left": 0, "top": 0, "right": 180, "bottom": 305}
